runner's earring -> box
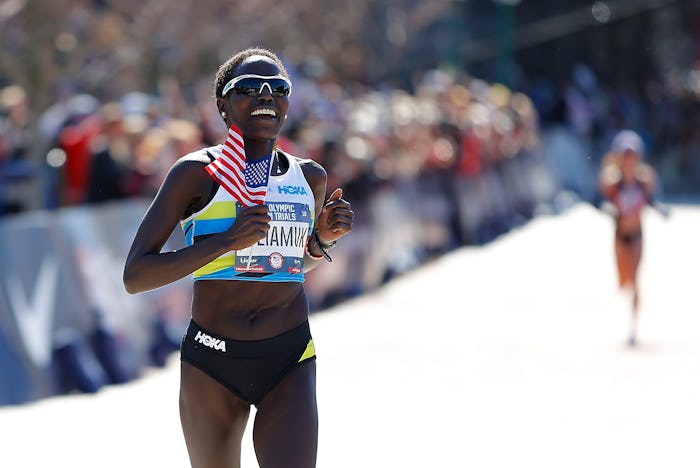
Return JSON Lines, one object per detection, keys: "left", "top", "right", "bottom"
{"left": 221, "top": 111, "right": 227, "bottom": 118}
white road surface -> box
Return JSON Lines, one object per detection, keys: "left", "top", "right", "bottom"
{"left": 1, "top": 203, "right": 698, "bottom": 468}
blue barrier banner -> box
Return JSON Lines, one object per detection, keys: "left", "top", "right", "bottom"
{"left": 0, "top": 202, "right": 190, "bottom": 406}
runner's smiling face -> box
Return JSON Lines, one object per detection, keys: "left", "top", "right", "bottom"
{"left": 219, "top": 55, "right": 289, "bottom": 141}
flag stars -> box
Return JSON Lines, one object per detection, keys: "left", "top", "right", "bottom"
{"left": 245, "top": 157, "right": 271, "bottom": 188}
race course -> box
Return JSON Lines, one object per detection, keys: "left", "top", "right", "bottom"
{"left": 1, "top": 203, "right": 698, "bottom": 468}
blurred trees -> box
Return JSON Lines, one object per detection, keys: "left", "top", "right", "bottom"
{"left": 0, "top": 0, "right": 456, "bottom": 110}
{"left": 3, "top": 0, "right": 699, "bottom": 113}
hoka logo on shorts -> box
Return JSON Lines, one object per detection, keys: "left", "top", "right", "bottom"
{"left": 194, "top": 331, "right": 226, "bottom": 352}
{"left": 277, "top": 185, "right": 307, "bottom": 195}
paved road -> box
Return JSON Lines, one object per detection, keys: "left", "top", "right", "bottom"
{"left": 1, "top": 203, "right": 698, "bottom": 467}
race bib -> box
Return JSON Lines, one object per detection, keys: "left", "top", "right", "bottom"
{"left": 235, "top": 201, "right": 311, "bottom": 274}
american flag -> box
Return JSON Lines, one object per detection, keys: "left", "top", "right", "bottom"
{"left": 205, "top": 124, "right": 271, "bottom": 206}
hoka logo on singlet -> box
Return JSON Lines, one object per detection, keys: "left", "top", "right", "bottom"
{"left": 194, "top": 331, "right": 226, "bottom": 352}
{"left": 277, "top": 185, "right": 308, "bottom": 195}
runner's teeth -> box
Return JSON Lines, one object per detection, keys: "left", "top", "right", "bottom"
{"left": 251, "top": 109, "right": 276, "bottom": 117}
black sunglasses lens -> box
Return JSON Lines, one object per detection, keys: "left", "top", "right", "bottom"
{"left": 233, "top": 78, "right": 290, "bottom": 97}
{"left": 267, "top": 80, "right": 291, "bottom": 96}
{"left": 233, "top": 78, "right": 261, "bottom": 96}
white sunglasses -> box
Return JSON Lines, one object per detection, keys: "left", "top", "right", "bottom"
{"left": 221, "top": 74, "right": 292, "bottom": 98}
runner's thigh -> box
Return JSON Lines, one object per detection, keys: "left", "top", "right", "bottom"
{"left": 180, "top": 362, "right": 251, "bottom": 468}
{"left": 253, "top": 362, "right": 318, "bottom": 468}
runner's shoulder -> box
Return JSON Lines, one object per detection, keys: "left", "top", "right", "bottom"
{"left": 178, "top": 146, "right": 219, "bottom": 165}
{"left": 164, "top": 147, "right": 219, "bottom": 186}
{"left": 282, "top": 149, "right": 326, "bottom": 179}
{"left": 171, "top": 146, "right": 218, "bottom": 172}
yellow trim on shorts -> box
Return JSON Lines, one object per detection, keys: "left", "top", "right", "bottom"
{"left": 298, "top": 339, "right": 315, "bottom": 362}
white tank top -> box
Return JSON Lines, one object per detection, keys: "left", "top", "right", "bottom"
{"left": 181, "top": 147, "right": 316, "bottom": 282}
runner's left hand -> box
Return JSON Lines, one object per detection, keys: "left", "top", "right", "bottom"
{"left": 316, "top": 188, "right": 353, "bottom": 243}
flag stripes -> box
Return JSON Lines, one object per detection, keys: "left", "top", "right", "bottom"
{"left": 205, "top": 125, "right": 269, "bottom": 206}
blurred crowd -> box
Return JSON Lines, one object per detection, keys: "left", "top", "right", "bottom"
{"left": 0, "top": 57, "right": 700, "bottom": 216}
{"left": 0, "top": 63, "right": 559, "bottom": 222}
{"left": 3, "top": 59, "right": 700, "bottom": 218}
{"left": 2, "top": 56, "right": 700, "bottom": 221}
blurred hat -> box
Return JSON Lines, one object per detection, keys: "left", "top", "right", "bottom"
{"left": 611, "top": 129, "right": 644, "bottom": 155}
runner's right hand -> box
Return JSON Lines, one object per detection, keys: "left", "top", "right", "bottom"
{"left": 225, "top": 204, "right": 271, "bottom": 250}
